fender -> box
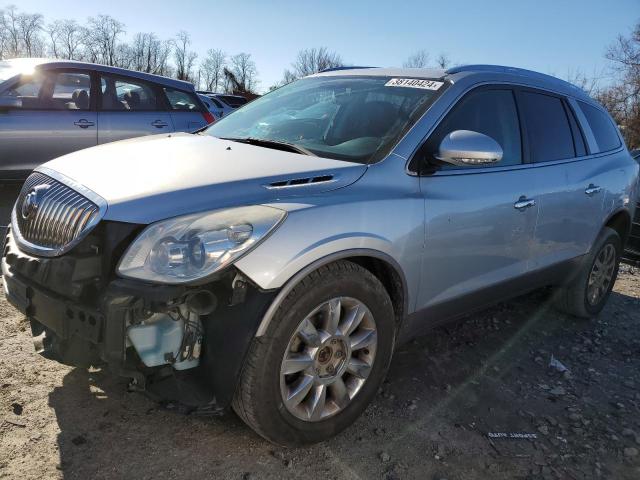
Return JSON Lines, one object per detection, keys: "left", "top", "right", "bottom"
{"left": 249, "top": 248, "right": 409, "bottom": 337}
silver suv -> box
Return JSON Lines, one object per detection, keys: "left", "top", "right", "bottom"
{"left": 3, "top": 65, "right": 638, "bottom": 446}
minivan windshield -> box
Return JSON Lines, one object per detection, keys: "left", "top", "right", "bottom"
{"left": 205, "top": 76, "right": 444, "bottom": 163}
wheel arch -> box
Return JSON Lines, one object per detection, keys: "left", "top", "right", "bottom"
{"left": 253, "top": 249, "right": 409, "bottom": 337}
{"left": 604, "top": 208, "right": 632, "bottom": 243}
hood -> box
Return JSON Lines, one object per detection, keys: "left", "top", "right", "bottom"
{"left": 41, "top": 133, "right": 367, "bottom": 224}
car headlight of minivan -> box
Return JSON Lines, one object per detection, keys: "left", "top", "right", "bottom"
{"left": 117, "top": 205, "right": 286, "bottom": 284}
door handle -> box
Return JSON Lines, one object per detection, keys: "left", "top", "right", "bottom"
{"left": 151, "top": 120, "right": 169, "bottom": 128}
{"left": 585, "top": 184, "right": 602, "bottom": 196}
{"left": 74, "top": 119, "right": 95, "bottom": 129}
{"left": 514, "top": 196, "right": 536, "bottom": 211}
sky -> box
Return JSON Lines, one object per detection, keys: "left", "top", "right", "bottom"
{"left": 10, "top": 0, "right": 640, "bottom": 92}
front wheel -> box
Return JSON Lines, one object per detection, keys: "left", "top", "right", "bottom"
{"left": 232, "top": 260, "right": 395, "bottom": 446}
{"left": 553, "top": 227, "right": 622, "bottom": 318}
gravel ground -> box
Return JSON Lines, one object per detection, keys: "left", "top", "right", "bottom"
{"left": 1, "top": 267, "right": 640, "bottom": 480}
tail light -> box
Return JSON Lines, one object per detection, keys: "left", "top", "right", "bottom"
{"left": 202, "top": 111, "right": 216, "bottom": 124}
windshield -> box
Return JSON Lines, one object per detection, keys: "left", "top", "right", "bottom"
{"left": 205, "top": 76, "right": 444, "bottom": 163}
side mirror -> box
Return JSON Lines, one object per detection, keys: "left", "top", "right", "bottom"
{"left": 0, "top": 96, "right": 22, "bottom": 110}
{"left": 436, "top": 130, "right": 503, "bottom": 166}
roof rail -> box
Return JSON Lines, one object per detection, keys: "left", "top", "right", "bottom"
{"left": 445, "top": 64, "right": 585, "bottom": 95}
{"left": 319, "top": 66, "right": 378, "bottom": 73}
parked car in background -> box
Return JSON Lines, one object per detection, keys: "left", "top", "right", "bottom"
{"left": 2, "top": 65, "right": 637, "bottom": 446}
{"left": 197, "top": 91, "right": 249, "bottom": 118}
{"left": 198, "top": 93, "right": 220, "bottom": 120}
{"left": 0, "top": 58, "right": 214, "bottom": 236}
{"left": 622, "top": 148, "right": 640, "bottom": 264}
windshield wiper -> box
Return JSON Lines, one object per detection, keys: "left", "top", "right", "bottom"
{"left": 220, "top": 137, "right": 316, "bottom": 156}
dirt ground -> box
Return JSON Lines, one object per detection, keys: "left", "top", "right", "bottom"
{"left": 1, "top": 267, "right": 640, "bottom": 480}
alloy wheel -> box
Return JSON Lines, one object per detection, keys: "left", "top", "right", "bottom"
{"left": 587, "top": 243, "right": 616, "bottom": 306}
{"left": 279, "top": 297, "right": 377, "bottom": 422}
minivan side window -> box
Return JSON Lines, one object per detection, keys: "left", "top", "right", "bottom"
{"left": 1, "top": 71, "right": 91, "bottom": 110}
{"left": 519, "top": 92, "right": 575, "bottom": 163}
{"left": 577, "top": 101, "right": 621, "bottom": 153}
{"left": 428, "top": 89, "right": 522, "bottom": 167}
{"left": 100, "top": 75, "right": 158, "bottom": 111}
{"left": 163, "top": 88, "right": 202, "bottom": 111}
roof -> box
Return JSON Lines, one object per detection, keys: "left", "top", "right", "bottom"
{"left": 1, "top": 58, "right": 194, "bottom": 90}
{"left": 312, "top": 64, "right": 590, "bottom": 100}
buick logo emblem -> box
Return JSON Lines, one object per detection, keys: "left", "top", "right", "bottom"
{"left": 21, "top": 184, "right": 50, "bottom": 220}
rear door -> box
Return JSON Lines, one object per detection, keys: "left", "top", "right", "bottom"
{"left": 163, "top": 87, "right": 208, "bottom": 132}
{"left": 415, "top": 87, "right": 538, "bottom": 318}
{"left": 517, "top": 89, "right": 605, "bottom": 270}
{"left": 97, "top": 73, "right": 174, "bottom": 144}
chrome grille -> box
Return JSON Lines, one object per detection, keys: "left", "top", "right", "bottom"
{"left": 12, "top": 171, "right": 102, "bottom": 256}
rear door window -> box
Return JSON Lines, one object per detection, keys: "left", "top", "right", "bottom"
{"left": 100, "top": 75, "right": 158, "bottom": 111}
{"left": 163, "top": 88, "right": 202, "bottom": 111}
{"left": 577, "top": 101, "right": 621, "bottom": 153}
{"left": 428, "top": 88, "right": 522, "bottom": 167}
{"left": 519, "top": 91, "right": 575, "bottom": 162}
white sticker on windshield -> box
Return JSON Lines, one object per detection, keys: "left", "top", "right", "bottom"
{"left": 385, "top": 78, "right": 444, "bottom": 90}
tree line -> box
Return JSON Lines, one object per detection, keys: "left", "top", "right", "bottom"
{"left": 0, "top": 4, "right": 637, "bottom": 147}
{"left": 0, "top": 5, "right": 257, "bottom": 94}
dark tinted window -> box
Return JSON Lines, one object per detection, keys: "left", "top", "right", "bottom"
{"left": 429, "top": 89, "right": 522, "bottom": 167}
{"left": 520, "top": 92, "right": 574, "bottom": 162}
{"left": 219, "top": 95, "right": 247, "bottom": 107}
{"left": 578, "top": 101, "right": 621, "bottom": 153}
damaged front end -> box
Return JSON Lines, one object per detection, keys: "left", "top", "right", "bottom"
{"left": 2, "top": 222, "right": 276, "bottom": 412}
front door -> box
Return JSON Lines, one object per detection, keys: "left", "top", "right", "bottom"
{"left": 0, "top": 69, "right": 97, "bottom": 175}
{"left": 414, "top": 87, "right": 538, "bottom": 321}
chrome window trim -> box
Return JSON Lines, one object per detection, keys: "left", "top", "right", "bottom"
{"left": 402, "top": 80, "right": 613, "bottom": 177}
{"left": 11, "top": 166, "right": 108, "bottom": 257}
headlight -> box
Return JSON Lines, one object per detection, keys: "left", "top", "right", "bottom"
{"left": 117, "top": 205, "right": 286, "bottom": 284}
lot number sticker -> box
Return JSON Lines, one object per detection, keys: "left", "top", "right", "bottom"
{"left": 385, "top": 78, "right": 444, "bottom": 90}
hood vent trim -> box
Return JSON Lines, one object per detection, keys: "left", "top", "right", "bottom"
{"left": 265, "top": 174, "right": 335, "bottom": 189}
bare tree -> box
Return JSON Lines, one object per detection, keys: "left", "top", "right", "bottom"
{"left": 564, "top": 68, "right": 600, "bottom": 96}
{"left": 600, "top": 22, "right": 640, "bottom": 148}
{"left": 200, "top": 49, "right": 226, "bottom": 91}
{"left": 17, "top": 11, "right": 44, "bottom": 57}
{"left": 47, "top": 19, "right": 83, "bottom": 59}
{"left": 173, "top": 31, "right": 197, "bottom": 81}
{"left": 435, "top": 53, "right": 451, "bottom": 69}
{"left": 226, "top": 52, "right": 258, "bottom": 93}
{"left": 403, "top": 49, "right": 429, "bottom": 68}
{"left": 86, "top": 15, "right": 125, "bottom": 66}
{"left": 130, "top": 33, "right": 172, "bottom": 75}
{"left": 2, "top": 5, "right": 23, "bottom": 58}
{"left": 285, "top": 46, "right": 342, "bottom": 81}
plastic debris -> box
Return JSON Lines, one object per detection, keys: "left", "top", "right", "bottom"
{"left": 549, "top": 355, "right": 569, "bottom": 373}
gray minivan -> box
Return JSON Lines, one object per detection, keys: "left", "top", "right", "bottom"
{"left": 3, "top": 65, "right": 638, "bottom": 446}
{"left": 0, "top": 58, "right": 213, "bottom": 233}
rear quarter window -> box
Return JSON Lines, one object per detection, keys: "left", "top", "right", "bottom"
{"left": 164, "top": 88, "right": 202, "bottom": 111}
{"left": 577, "top": 101, "right": 621, "bottom": 153}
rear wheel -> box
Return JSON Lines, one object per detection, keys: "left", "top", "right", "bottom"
{"left": 554, "top": 227, "right": 621, "bottom": 318}
{"left": 232, "top": 260, "right": 395, "bottom": 446}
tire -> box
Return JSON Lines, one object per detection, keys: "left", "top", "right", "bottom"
{"left": 232, "top": 260, "right": 396, "bottom": 446}
{"left": 553, "top": 227, "right": 622, "bottom": 318}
